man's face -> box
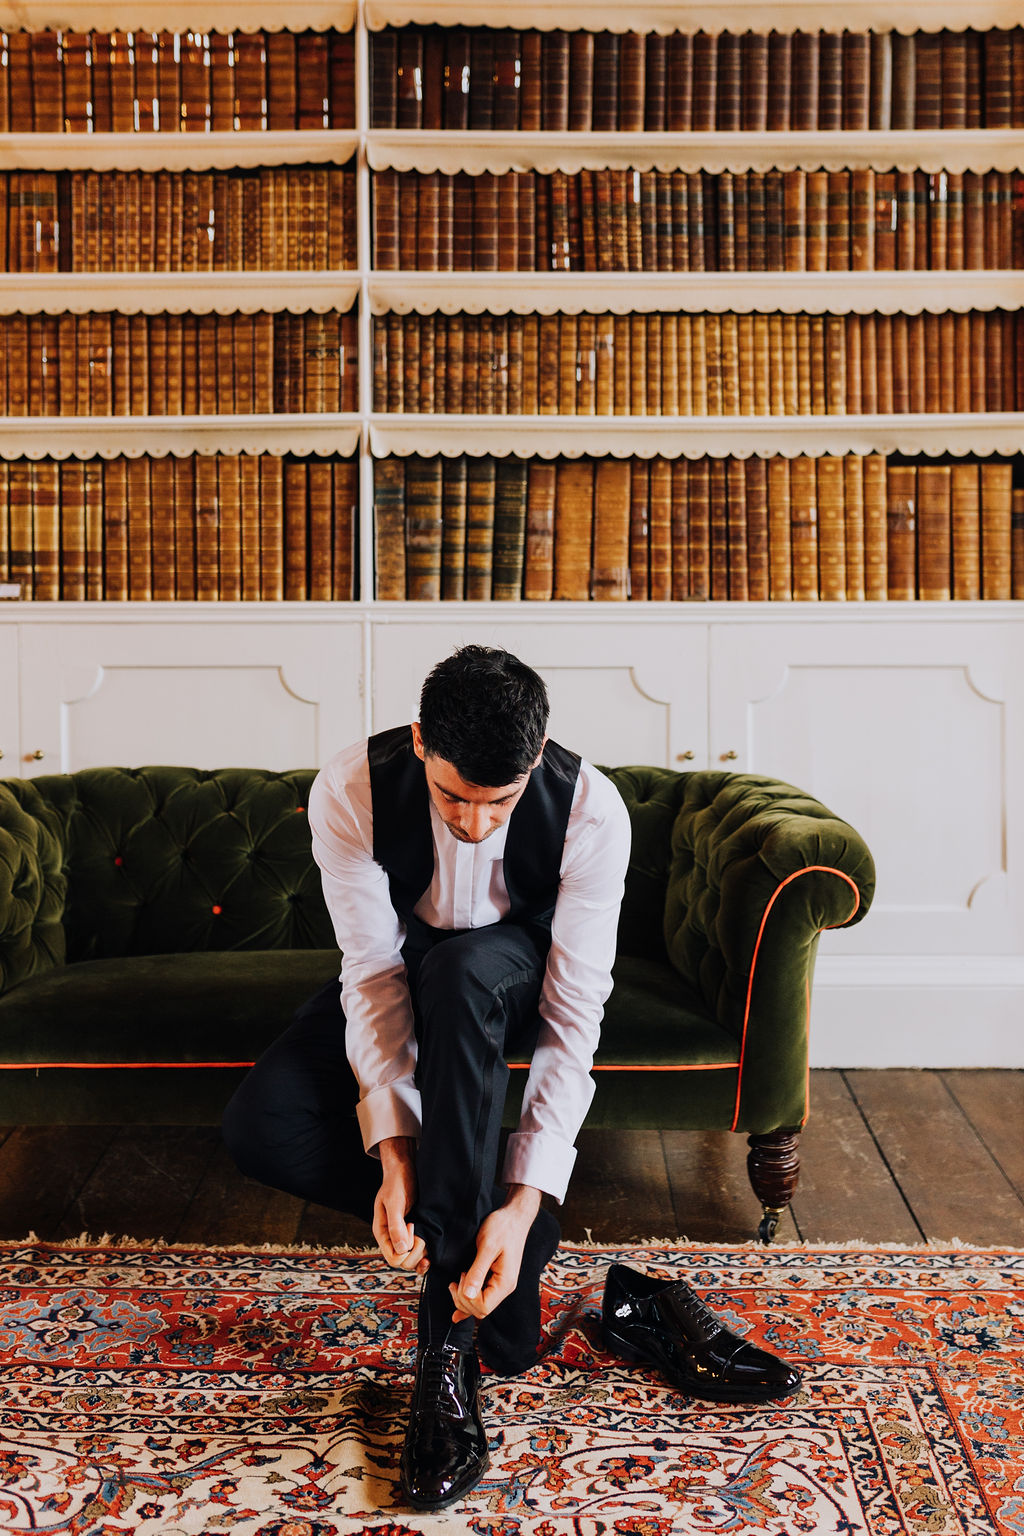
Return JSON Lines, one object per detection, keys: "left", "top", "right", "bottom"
{"left": 411, "top": 723, "right": 542, "bottom": 845}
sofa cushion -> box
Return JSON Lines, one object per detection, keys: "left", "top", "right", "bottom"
{"left": 0, "top": 950, "right": 342, "bottom": 1065}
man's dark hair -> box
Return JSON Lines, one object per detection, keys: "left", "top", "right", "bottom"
{"left": 418, "top": 645, "right": 549, "bottom": 785}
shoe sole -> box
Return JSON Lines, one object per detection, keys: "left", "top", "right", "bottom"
{"left": 402, "top": 1451, "right": 491, "bottom": 1511}
{"left": 602, "top": 1324, "right": 801, "bottom": 1405}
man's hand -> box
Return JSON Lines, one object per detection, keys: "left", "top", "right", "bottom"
{"left": 372, "top": 1136, "right": 429, "bottom": 1275}
{"left": 449, "top": 1184, "right": 542, "bottom": 1322}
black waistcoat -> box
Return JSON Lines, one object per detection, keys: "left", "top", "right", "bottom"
{"left": 366, "top": 724, "right": 581, "bottom": 927}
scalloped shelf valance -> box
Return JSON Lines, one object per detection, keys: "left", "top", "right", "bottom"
{"left": 3, "top": 0, "right": 1021, "bottom": 34}
{"left": 0, "top": 2, "right": 356, "bottom": 31}
{"left": 369, "top": 413, "right": 1024, "bottom": 460}
{"left": 0, "top": 274, "right": 361, "bottom": 316}
{"left": 367, "top": 130, "right": 1024, "bottom": 178}
{"left": 0, "top": 130, "right": 358, "bottom": 174}
{"left": 368, "top": 272, "right": 1024, "bottom": 318}
{"left": 364, "top": 1, "right": 1024, "bottom": 35}
{"left": 0, "top": 416, "right": 362, "bottom": 461}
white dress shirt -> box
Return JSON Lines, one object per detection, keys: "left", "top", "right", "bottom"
{"left": 308, "top": 738, "right": 632, "bottom": 1202}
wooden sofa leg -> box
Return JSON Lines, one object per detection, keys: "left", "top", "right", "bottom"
{"left": 747, "top": 1130, "right": 801, "bottom": 1244}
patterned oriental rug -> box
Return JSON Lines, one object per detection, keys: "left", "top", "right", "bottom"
{"left": 0, "top": 1241, "right": 1020, "bottom": 1536}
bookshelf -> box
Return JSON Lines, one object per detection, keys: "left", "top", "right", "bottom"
{"left": 0, "top": 0, "right": 1022, "bottom": 1065}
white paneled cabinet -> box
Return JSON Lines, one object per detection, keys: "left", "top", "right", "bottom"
{"left": 371, "top": 614, "right": 709, "bottom": 772}
{"left": 0, "top": 626, "right": 17, "bottom": 772}
{"left": 2, "top": 603, "right": 1022, "bottom": 1066}
{"left": 13, "top": 613, "right": 366, "bottom": 777}
{"left": 709, "top": 618, "right": 1023, "bottom": 958}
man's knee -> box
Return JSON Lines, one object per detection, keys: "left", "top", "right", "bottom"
{"left": 221, "top": 1071, "right": 276, "bottom": 1181}
{"left": 416, "top": 928, "right": 540, "bottom": 1008}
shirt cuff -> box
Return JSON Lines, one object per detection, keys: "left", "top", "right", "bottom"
{"left": 355, "top": 1078, "right": 422, "bottom": 1158}
{"left": 501, "top": 1130, "right": 578, "bottom": 1204}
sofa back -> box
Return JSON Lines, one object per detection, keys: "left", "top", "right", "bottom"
{"left": 0, "top": 768, "right": 335, "bottom": 983}
{"left": 0, "top": 762, "right": 691, "bottom": 994}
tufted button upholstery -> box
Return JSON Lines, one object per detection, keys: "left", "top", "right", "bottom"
{"left": 0, "top": 767, "right": 333, "bottom": 978}
{"left": 0, "top": 780, "right": 68, "bottom": 993}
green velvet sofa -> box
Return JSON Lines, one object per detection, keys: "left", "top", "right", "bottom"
{"left": 0, "top": 764, "right": 874, "bottom": 1238}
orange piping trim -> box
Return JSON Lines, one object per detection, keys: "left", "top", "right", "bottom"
{"left": 0, "top": 1060, "right": 257, "bottom": 1070}
{"left": 3, "top": 1059, "right": 741, "bottom": 1073}
{"left": 729, "top": 864, "right": 861, "bottom": 1134}
{"left": 508, "top": 1061, "right": 738, "bottom": 1072}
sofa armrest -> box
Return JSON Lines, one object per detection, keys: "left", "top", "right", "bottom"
{"left": 0, "top": 783, "right": 67, "bottom": 996}
{"left": 665, "top": 771, "right": 875, "bottom": 1132}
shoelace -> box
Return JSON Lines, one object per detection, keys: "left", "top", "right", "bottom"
{"left": 664, "top": 1283, "right": 724, "bottom": 1335}
{"left": 414, "top": 1346, "right": 467, "bottom": 1420}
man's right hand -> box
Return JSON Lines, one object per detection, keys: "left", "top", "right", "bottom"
{"left": 372, "top": 1135, "right": 429, "bottom": 1275}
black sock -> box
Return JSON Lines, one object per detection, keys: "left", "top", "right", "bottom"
{"left": 417, "top": 1267, "right": 475, "bottom": 1352}
{"left": 477, "top": 1207, "right": 560, "bottom": 1375}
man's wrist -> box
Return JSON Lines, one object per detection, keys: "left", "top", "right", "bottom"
{"left": 501, "top": 1182, "right": 543, "bottom": 1220}
{"left": 378, "top": 1135, "right": 417, "bottom": 1173}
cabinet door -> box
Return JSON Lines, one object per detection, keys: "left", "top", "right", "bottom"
{"left": 371, "top": 618, "right": 708, "bottom": 771}
{"left": 18, "top": 621, "right": 365, "bottom": 776}
{"left": 710, "top": 621, "right": 1022, "bottom": 956}
{"left": 0, "top": 622, "right": 17, "bottom": 773}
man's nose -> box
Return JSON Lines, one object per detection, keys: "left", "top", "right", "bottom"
{"left": 458, "top": 803, "right": 492, "bottom": 840}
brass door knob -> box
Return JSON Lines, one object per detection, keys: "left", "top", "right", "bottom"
{"left": 30, "top": 749, "right": 45, "bottom": 760}
{"left": 721, "top": 750, "right": 738, "bottom": 761}
{"left": 676, "top": 750, "right": 695, "bottom": 761}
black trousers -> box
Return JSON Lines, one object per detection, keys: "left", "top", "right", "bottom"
{"left": 222, "top": 917, "right": 549, "bottom": 1279}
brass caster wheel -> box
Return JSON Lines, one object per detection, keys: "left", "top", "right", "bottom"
{"left": 757, "top": 1206, "right": 783, "bottom": 1244}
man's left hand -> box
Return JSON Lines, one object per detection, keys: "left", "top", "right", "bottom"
{"left": 449, "top": 1184, "right": 543, "bottom": 1322}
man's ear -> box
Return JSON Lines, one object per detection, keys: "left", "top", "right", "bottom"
{"left": 531, "top": 734, "right": 548, "bottom": 770}
{"left": 411, "top": 722, "right": 426, "bottom": 761}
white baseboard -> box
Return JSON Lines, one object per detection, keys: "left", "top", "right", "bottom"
{"left": 809, "top": 956, "right": 1024, "bottom": 1068}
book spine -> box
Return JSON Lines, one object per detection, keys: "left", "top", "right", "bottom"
{"left": 150, "top": 455, "right": 177, "bottom": 601}
{"left": 648, "top": 458, "right": 672, "bottom": 600}
{"left": 404, "top": 452, "right": 443, "bottom": 601}
{"left": 440, "top": 454, "right": 468, "bottom": 599}
{"left": 465, "top": 455, "right": 496, "bottom": 599}
{"left": 951, "top": 461, "right": 981, "bottom": 600}
{"left": 816, "top": 454, "right": 846, "bottom": 601}
{"left": 789, "top": 456, "right": 819, "bottom": 600}
{"left": 332, "top": 458, "right": 357, "bottom": 600}
{"left": 258, "top": 455, "right": 283, "bottom": 601}
{"left": 552, "top": 458, "right": 593, "bottom": 600}
{"left": 59, "top": 460, "right": 87, "bottom": 600}
{"left": 980, "top": 461, "right": 1013, "bottom": 598}
{"left": 523, "top": 460, "right": 556, "bottom": 600}
{"left": 917, "top": 463, "right": 952, "bottom": 601}
{"left": 218, "top": 454, "right": 242, "bottom": 601}
{"left": 492, "top": 458, "right": 528, "bottom": 599}
{"left": 886, "top": 461, "right": 917, "bottom": 599}
{"left": 590, "top": 459, "right": 631, "bottom": 600}
{"left": 195, "top": 454, "right": 221, "bottom": 600}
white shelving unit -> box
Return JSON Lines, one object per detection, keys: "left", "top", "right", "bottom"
{"left": 0, "top": 0, "right": 1023, "bottom": 1062}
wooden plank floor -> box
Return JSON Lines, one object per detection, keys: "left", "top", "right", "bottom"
{"left": 0, "top": 1070, "right": 1020, "bottom": 1249}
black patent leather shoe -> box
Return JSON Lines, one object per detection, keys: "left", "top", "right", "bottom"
{"left": 399, "top": 1343, "right": 490, "bottom": 1510}
{"left": 601, "top": 1263, "right": 802, "bottom": 1404}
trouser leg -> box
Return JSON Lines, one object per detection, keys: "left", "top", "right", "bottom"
{"left": 407, "top": 922, "right": 548, "bottom": 1281}
{"left": 221, "top": 978, "right": 379, "bottom": 1225}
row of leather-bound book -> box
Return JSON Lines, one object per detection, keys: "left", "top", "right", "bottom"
{"left": 2, "top": 169, "right": 357, "bottom": 274}
{"left": 3, "top": 451, "right": 1020, "bottom": 605}
{"left": 371, "top": 25, "right": 1024, "bottom": 133}
{"left": 374, "top": 453, "right": 1023, "bottom": 603}
{"left": 0, "top": 29, "right": 355, "bottom": 132}
{"left": 0, "top": 454, "right": 357, "bottom": 602}
{"left": 5, "top": 165, "right": 1019, "bottom": 275}
{"left": 1, "top": 312, "right": 358, "bottom": 417}
{"left": 373, "top": 169, "right": 1024, "bottom": 274}
{"left": 374, "top": 310, "right": 1022, "bottom": 418}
